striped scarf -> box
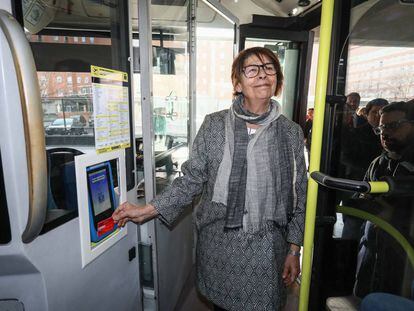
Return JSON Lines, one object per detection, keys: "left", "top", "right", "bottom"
{"left": 212, "top": 94, "right": 294, "bottom": 233}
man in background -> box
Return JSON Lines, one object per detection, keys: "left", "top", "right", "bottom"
{"left": 355, "top": 101, "right": 414, "bottom": 298}
{"left": 345, "top": 92, "right": 367, "bottom": 128}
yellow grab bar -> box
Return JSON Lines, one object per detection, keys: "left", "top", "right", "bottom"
{"left": 299, "top": 0, "right": 335, "bottom": 310}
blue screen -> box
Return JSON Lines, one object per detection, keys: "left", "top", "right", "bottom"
{"left": 88, "top": 168, "right": 112, "bottom": 216}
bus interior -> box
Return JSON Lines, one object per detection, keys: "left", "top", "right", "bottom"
{"left": 1, "top": 0, "right": 414, "bottom": 310}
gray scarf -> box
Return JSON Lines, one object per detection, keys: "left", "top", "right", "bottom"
{"left": 212, "top": 95, "right": 294, "bottom": 233}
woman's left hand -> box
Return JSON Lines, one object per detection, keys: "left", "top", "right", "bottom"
{"left": 282, "top": 253, "right": 300, "bottom": 287}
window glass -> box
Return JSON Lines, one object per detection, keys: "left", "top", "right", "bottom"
{"left": 132, "top": 37, "right": 145, "bottom": 199}
{"left": 332, "top": 1, "right": 414, "bottom": 300}
{"left": 151, "top": 3, "right": 189, "bottom": 192}
{"left": 0, "top": 151, "right": 11, "bottom": 244}
{"left": 307, "top": 27, "right": 320, "bottom": 109}
{"left": 21, "top": 0, "right": 132, "bottom": 232}
{"left": 195, "top": 0, "right": 235, "bottom": 132}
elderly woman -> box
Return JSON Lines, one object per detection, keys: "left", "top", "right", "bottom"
{"left": 113, "top": 47, "right": 307, "bottom": 310}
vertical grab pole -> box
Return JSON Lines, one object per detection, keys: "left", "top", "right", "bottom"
{"left": 299, "top": 0, "right": 335, "bottom": 310}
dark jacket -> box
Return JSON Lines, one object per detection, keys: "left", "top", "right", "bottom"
{"left": 355, "top": 144, "right": 414, "bottom": 298}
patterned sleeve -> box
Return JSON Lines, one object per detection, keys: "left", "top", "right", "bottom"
{"left": 286, "top": 126, "right": 308, "bottom": 246}
{"left": 150, "top": 115, "right": 210, "bottom": 226}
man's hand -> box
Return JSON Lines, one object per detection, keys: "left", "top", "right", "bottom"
{"left": 112, "top": 202, "right": 158, "bottom": 227}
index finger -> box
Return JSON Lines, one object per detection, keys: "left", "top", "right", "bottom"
{"left": 112, "top": 204, "right": 127, "bottom": 220}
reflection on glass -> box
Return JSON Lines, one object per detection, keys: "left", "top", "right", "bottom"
{"left": 333, "top": 0, "right": 414, "bottom": 301}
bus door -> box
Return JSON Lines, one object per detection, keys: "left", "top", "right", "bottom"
{"left": 308, "top": 1, "right": 414, "bottom": 310}
{"left": 0, "top": 1, "right": 140, "bottom": 310}
{"left": 239, "top": 11, "right": 320, "bottom": 126}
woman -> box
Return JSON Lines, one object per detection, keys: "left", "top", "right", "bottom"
{"left": 113, "top": 47, "right": 307, "bottom": 310}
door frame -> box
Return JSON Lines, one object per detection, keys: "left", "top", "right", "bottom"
{"left": 239, "top": 13, "right": 319, "bottom": 128}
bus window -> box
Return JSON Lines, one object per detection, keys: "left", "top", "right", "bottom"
{"left": 20, "top": 0, "right": 132, "bottom": 232}
{"left": 331, "top": 0, "right": 414, "bottom": 302}
{"left": 195, "top": 0, "right": 235, "bottom": 132}
{"left": 151, "top": 4, "right": 190, "bottom": 193}
{"left": 0, "top": 151, "right": 11, "bottom": 244}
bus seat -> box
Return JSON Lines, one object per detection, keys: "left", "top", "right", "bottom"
{"left": 326, "top": 296, "right": 361, "bottom": 311}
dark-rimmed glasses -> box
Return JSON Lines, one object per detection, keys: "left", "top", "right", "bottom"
{"left": 242, "top": 63, "right": 277, "bottom": 78}
{"left": 374, "top": 119, "right": 414, "bottom": 135}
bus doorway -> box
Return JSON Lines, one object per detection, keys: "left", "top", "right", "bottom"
{"left": 308, "top": 1, "right": 414, "bottom": 310}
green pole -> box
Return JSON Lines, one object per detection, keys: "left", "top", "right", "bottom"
{"left": 299, "top": 0, "right": 335, "bottom": 310}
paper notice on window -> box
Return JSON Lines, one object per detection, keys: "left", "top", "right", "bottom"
{"left": 91, "top": 65, "right": 130, "bottom": 154}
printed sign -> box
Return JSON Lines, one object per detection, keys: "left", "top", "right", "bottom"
{"left": 91, "top": 65, "right": 130, "bottom": 154}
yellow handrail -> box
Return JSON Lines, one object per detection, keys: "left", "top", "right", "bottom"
{"left": 338, "top": 206, "right": 414, "bottom": 269}
{"left": 299, "top": 0, "right": 335, "bottom": 310}
{"left": 368, "top": 181, "right": 390, "bottom": 193}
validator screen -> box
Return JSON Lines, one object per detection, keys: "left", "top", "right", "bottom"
{"left": 88, "top": 168, "right": 112, "bottom": 216}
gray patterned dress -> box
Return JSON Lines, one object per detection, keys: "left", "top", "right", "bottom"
{"left": 151, "top": 110, "right": 307, "bottom": 311}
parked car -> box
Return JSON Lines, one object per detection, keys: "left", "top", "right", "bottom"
{"left": 46, "top": 117, "right": 85, "bottom": 135}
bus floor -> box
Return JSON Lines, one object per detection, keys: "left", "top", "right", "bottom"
{"left": 173, "top": 265, "right": 300, "bottom": 311}
{"left": 173, "top": 265, "right": 213, "bottom": 311}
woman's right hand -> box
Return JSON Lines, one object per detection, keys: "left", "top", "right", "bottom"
{"left": 112, "top": 202, "right": 158, "bottom": 227}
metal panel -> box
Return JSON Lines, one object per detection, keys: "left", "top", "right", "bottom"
{"left": 155, "top": 214, "right": 193, "bottom": 311}
{"left": 189, "top": 0, "right": 197, "bottom": 147}
{"left": 137, "top": 1, "right": 158, "bottom": 310}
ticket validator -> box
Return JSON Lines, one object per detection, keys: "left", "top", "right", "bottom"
{"left": 86, "top": 161, "right": 118, "bottom": 243}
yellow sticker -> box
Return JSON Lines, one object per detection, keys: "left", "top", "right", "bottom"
{"left": 91, "top": 65, "right": 128, "bottom": 82}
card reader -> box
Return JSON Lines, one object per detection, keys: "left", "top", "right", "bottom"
{"left": 86, "top": 161, "right": 118, "bottom": 243}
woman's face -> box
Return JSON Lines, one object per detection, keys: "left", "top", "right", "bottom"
{"left": 235, "top": 54, "right": 277, "bottom": 105}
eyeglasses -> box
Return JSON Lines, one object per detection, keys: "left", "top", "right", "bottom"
{"left": 374, "top": 119, "right": 414, "bottom": 135}
{"left": 242, "top": 63, "right": 277, "bottom": 78}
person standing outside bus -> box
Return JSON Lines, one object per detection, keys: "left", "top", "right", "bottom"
{"left": 113, "top": 47, "right": 307, "bottom": 311}
{"left": 345, "top": 92, "right": 366, "bottom": 128}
